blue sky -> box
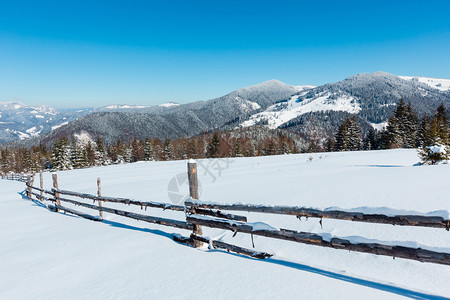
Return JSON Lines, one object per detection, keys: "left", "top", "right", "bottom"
{"left": 0, "top": 0, "right": 449, "bottom": 108}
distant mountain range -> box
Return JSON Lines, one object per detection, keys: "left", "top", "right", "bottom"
{"left": 242, "top": 72, "right": 450, "bottom": 141}
{"left": 1, "top": 72, "right": 449, "bottom": 147}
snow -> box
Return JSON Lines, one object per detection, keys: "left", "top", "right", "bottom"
{"left": 1, "top": 149, "right": 450, "bottom": 299}
{"left": 241, "top": 93, "right": 361, "bottom": 129}
{"left": 249, "top": 101, "right": 261, "bottom": 110}
{"left": 35, "top": 114, "right": 45, "bottom": 118}
{"left": 15, "top": 130, "right": 30, "bottom": 140}
{"left": 159, "top": 102, "right": 181, "bottom": 108}
{"left": 294, "top": 85, "right": 316, "bottom": 91}
{"left": 51, "top": 121, "right": 69, "bottom": 130}
{"left": 369, "top": 121, "right": 388, "bottom": 131}
{"left": 399, "top": 76, "right": 450, "bottom": 92}
{"left": 25, "top": 126, "right": 41, "bottom": 137}
{"left": 428, "top": 144, "right": 447, "bottom": 154}
{"left": 104, "top": 104, "right": 150, "bottom": 109}
{"left": 73, "top": 131, "right": 93, "bottom": 146}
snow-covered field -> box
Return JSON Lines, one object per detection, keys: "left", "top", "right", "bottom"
{"left": 399, "top": 76, "right": 450, "bottom": 92}
{"left": 1, "top": 149, "right": 450, "bottom": 299}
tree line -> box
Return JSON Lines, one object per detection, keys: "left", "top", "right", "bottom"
{"left": 0, "top": 128, "right": 299, "bottom": 174}
{"left": 332, "top": 100, "right": 449, "bottom": 164}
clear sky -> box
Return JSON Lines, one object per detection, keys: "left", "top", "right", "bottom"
{"left": 0, "top": 0, "right": 449, "bottom": 108}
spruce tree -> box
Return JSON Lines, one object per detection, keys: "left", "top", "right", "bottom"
{"left": 384, "top": 99, "right": 418, "bottom": 148}
{"left": 385, "top": 115, "right": 402, "bottom": 148}
{"left": 95, "top": 137, "right": 109, "bottom": 166}
{"left": 418, "top": 116, "right": 449, "bottom": 164}
{"left": 416, "top": 116, "right": 431, "bottom": 147}
{"left": 143, "top": 138, "right": 154, "bottom": 161}
{"left": 364, "top": 129, "right": 378, "bottom": 150}
{"left": 435, "top": 103, "right": 449, "bottom": 145}
{"left": 207, "top": 132, "right": 220, "bottom": 158}
{"left": 334, "top": 117, "right": 351, "bottom": 151}
{"left": 404, "top": 103, "right": 419, "bottom": 147}
{"left": 163, "top": 139, "right": 173, "bottom": 160}
{"left": 348, "top": 116, "right": 361, "bottom": 151}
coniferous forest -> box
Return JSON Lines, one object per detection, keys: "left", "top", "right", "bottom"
{"left": 0, "top": 128, "right": 299, "bottom": 173}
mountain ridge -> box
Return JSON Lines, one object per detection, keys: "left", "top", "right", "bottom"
{"left": 2, "top": 72, "right": 449, "bottom": 147}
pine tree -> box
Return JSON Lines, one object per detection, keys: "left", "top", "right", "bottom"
{"left": 207, "top": 132, "right": 220, "bottom": 158}
{"left": 385, "top": 115, "right": 402, "bottom": 148}
{"left": 418, "top": 116, "right": 449, "bottom": 165}
{"left": 334, "top": 117, "right": 350, "bottom": 151}
{"left": 416, "top": 116, "right": 431, "bottom": 147}
{"left": 95, "top": 136, "right": 109, "bottom": 166}
{"left": 384, "top": 99, "right": 418, "bottom": 148}
{"left": 404, "top": 103, "right": 419, "bottom": 147}
{"left": 348, "top": 116, "right": 361, "bottom": 151}
{"left": 143, "top": 138, "right": 154, "bottom": 161}
{"left": 51, "top": 137, "right": 73, "bottom": 170}
{"left": 364, "top": 129, "right": 378, "bottom": 150}
{"left": 435, "top": 103, "right": 449, "bottom": 145}
{"left": 163, "top": 139, "right": 173, "bottom": 161}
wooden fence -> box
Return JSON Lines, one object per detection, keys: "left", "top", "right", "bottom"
{"left": 22, "top": 162, "right": 450, "bottom": 266}
{"left": 2, "top": 173, "right": 28, "bottom": 182}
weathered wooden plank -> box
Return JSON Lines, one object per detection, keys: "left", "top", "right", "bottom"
{"left": 48, "top": 195, "right": 193, "bottom": 230}
{"left": 188, "top": 207, "right": 247, "bottom": 222}
{"left": 185, "top": 200, "right": 450, "bottom": 230}
{"left": 187, "top": 160, "right": 202, "bottom": 248}
{"left": 187, "top": 215, "right": 450, "bottom": 266}
{"left": 191, "top": 234, "right": 272, "bottom": 259}
{"left": 172, "top": 234, "right": 272, "bottom": 259}
{"left": 97, "top": 177, "right": 103, "bottom": 220}
{"left": 29, "top": 191, "right": 53, "bottom": 202}
{"left": 53, "top": 204, "right": 101, "bottom": 222}
{"left": 27, "top": 185, "right": 53, "bottom": 194}
{"left": 53, "top": 188, "right": 186, "bottom": 212}
{"left": 52, "top": 174, "right": 60, "bottom": 212}
{"left": 39, "top": 171, "right": 44, "bottom": 200}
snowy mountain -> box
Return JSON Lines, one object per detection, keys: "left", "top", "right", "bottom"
{"left": 23, "top": 80, "right": 304, "bottom": 146}
{"left": 0, "top": 102, "right": 90, "bottom": 144}
{"left": 3, "top": 72, "right": 450, "bottom": 146}
{"left": 242, "top": 72, "right": 450, "bottom": 139}
{"left": 159, "top": 102, "right": 180, "bottom": 107}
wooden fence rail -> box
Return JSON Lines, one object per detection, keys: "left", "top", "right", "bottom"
{"left": 2, "top": 173, "right": 29, "bottom": 182}
{"left": 22, "top": 161, "right": 450, "bottom": 266}
{"left": 185, "top": 200, "right": 450, "bottom": 230}
{"left": 187, "top": 215, "right": 450, "bottom": 266}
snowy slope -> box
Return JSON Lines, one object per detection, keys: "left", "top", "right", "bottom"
{"left": 241, "top": 72, "right": 450, "bottom": 132}
{"left": 241, "top": 91, "right": 360, "bottom": 129}
{"left": 400, "top": 76, "right": 450, "bottom": 92}
{"left": 1, "top": 149, "right": 450, "bottom": 299}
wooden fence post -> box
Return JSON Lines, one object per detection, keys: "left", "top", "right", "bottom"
{"left": 97, "top": 177, "right": 103, "bottom": 220}
{"left": 30, "top": 174, "right": 35, "bottom": 197}
{"left": 187, "top": 160, "right": 203, "bottom": 248}
{"left": 40, "top": 171, "right": 44, "bottom": 201}
{"left": 31, "top": 173, "right": 35, "bottom": 184}
{"left": 52, "top": 173, "right": 60, "bottom": 212}
{"left": 26, "top": 175, "right": 31, "bottom": 198}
